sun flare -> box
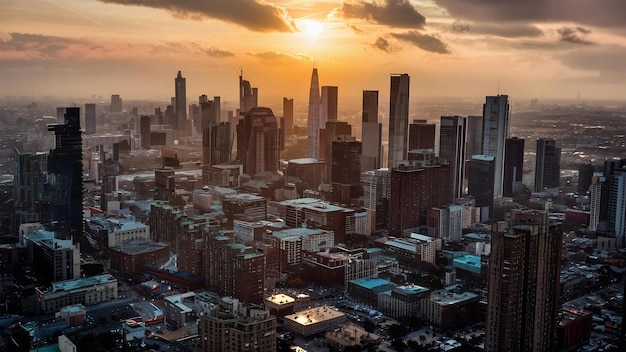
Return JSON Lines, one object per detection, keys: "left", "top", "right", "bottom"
{"left": 297, "top": 19, "right": 325, "bottom": 38}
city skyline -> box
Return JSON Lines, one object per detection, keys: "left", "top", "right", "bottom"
{"left": 2, "top": 1, "right": 626, "bottom": 102}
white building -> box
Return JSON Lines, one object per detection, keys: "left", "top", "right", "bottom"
{"left": 35, "top": 274, "right": 118, "bottom": 313}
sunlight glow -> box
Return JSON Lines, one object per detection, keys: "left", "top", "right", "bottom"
{"left": 297, "top": 19, "right": 325, "bottom": 38}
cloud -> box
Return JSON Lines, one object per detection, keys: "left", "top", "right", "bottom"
{"left": 434, "top": 0, "right": 626, "bottom": 29}
{"left": 337, "top": 0, "right": 426, "bottom": 28}
{"left": 451, "top": 21, "right": 543, "bottom": 38}
{"left": 0, "top": 32, "right": 80, "bottom": 59}
{"left": 557, "top": 27, "right": 593, "bottom": 45}
{"left": 249, "top": 51, "right": 310, "bottom": 64}
{"left": 97, "top": 0, "right": 294, "bottom": 32}
{"left": 558, "top": 45, "right": 626, "bottom": 83}
{"left": 389, "top": 31, "right": 450, "bottom": 54}
{"left": 372, "top": 37, "right": 393, "bottom": 52}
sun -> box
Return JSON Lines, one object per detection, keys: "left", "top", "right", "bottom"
{"left": 296, "top": 19, "right": 325, "bottom": 38}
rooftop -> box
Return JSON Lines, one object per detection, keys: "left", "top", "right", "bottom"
{"left": 49, "top": 274, "right": 116, "bottom": 293}
{"left": 453, "top": 255, "right": 482, "bottom": 274}
{"left": 224, "top": 193, "right": 264, "bottom": 202}
{"left": 427, "top": 287, "right": 478, "bottom": 306}
{"left": 349, "top": 277, "right": 392, "bottom": 290}
{"left": 284, "top": 305, "right": 344, "bottom": 326}
{"left": 110, "top": 241, "right": 168, "bottom": 255}
{"left": 289, "top": 158, "right": 321, "bottom": 164}
{"left": 266, "top": 293, "right": 296, "bottom": 306}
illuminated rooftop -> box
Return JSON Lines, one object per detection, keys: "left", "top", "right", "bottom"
{"left": 265, "top": 293, "right": 296, "bottom": 306}
{"left": 284, "top": 305, "right": 344, "bottom": 326}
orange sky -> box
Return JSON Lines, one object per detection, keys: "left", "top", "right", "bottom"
{"left": 2, "top": 0, "right": 626, "bottom": 104}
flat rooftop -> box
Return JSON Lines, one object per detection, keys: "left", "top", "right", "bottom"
{"left": 266, "top": 293, "right": 296, "bottom": 306}
{"left": 453, "top": 255, "right": 482, "bottom": 274}
{"left": 50, "top": 274, "right": 116, "bottom": 292}
{"left": 110, "top": 241, "right": 168, "bottom": 255}
{"left": 284, "top": 305, "right": 344, "bottom": 326}
{"left": 289, "top": 158, "right": 321, "bottom": 164}
{"left": 349, "top": 277, "right": 392, "bottom": 290}
{"left": 426, "top": 288, "right": 478, "bottom": 306}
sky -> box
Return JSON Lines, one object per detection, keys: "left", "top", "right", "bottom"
{"left": 2, "top": 0, "right": 626, "bottom": 105}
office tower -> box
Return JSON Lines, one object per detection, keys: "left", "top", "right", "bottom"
{"left": 285, "top": 158, "right": 326, "bottom": 191}
{"left": 607, "top": 166, "right": 626, "bottom": 247}
{"left": 239, "top": 72, "right": 258, "bottom": 114}
{"left": 321, "top": 86, "right": 338, "bottom": 124}
{"left": 362, "top": 168, "right": 391, "bottom": 230}
{"left": 110, "top": 95, "right": 122, "bottom": 113}
{"left": 28, "top": 231, "right": 81, "bottom": 283}
{"left": 465, "top": 115, "right": 483, "bottom": 158}
{"left": 307, "top": 68, "right": 321, "bottom": 158}
{"left": 189, "top": 103, "right": 200, "bottom": 135}
{"left": 486, "top": 210, "right": 562, "bottom": 352}
{"left": 578, "top": 163, "right": 595, "bottom": 195}
{"left": 84, "top": 103, "right": 96, "bottom": 135}
{"left": 140, "top": 115, "right": 151, "bottom": 148}
{"left": 323, "top": 121, "right": 352, "bottom": 182}
{"left": 503, "top": 137, "right": 525, "bottom": 197}
{"left": 534, "top": 138, "right": 561, "bottom": 192}
{"left": 46, "top": 107, "right": 82, "bottom": 240}
{"left": 211, "top": 122, "right": 231, "bottom": 165}
{"left": 174, "top": 71, "right": 187, "bottom": 136}
{"left": 439, "top": 116, "right": 467, "bottom": 199}
{"left": 389, "top": 162, "right": 453, "bottom": 236}
{"left": 409, "top": 119, "right": 436, "bottom": 151}
{"left": 388, "top": 74, "right": 410, "bottom": 168}
{"left": 283, "top": 97, "right": 294, "bottom": 138}
{"left": 361, "top": 90, "right": 382, "bottom": 172}
{"left": 13, "top": 150, "right": 47, "bottom": 231}
{"left": 198, "top": 298, "right": 276, "bottom": 352}
{"left": 588, "top": 173, "right": 604, "bottom": 232}
{"left": 467, "top": 155, "right": 495, "bottom": 222}
{"left": 237, "top": 107, "right": 279, "bottom": 175}
{"left": 201, "top": 99, "right": 219, "bottom": 166}
{"left": 331, "top": 137, "right": 362, "bottom": 204}
{"left": 482, "top": 95, "right": 510, "bottom": 198}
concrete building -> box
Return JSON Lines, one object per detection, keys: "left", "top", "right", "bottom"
{"left": 384, "top": 233, "right": 442, "bottom": 264}
{"left": 535, "top": 138, "right": 561, "bottom": 192}
{"left": 421, "top": 286, "right": 481, "bottom": 328}
{"left": 164, "top": 292, "right": 194, "bottom": 330}
{"left": 284, "top": 305, "right": 347, "bottom": 337}
{"left": 427, "top": 205, "right": 464, "bottom": 243}
{"left": 35, "top": 274, "right": 118, "bottom": 313}
{"left": 482, "top": 95, "right": 510, "bottom": 198}
{"left": 378, "top": 284, "right": 429, "bottom": 320}
{"left": 439, "top": 116, "right": 467, "bottom": 199}
{"left": 409, "top": 119, "right": 435, "bottom": 151}
{"left": 26, "top": 229, "right": 80, "bottom": 283}
{"left": 388, "top": 74, "right": 410, "bottom": 169}
{"left": 347, "top": 277, "right": 393, "bottom": 308}
{"left": 108, "top": 241, "right": 170, "bottom": 276}
{"left": 326, "top": 323, "right": 381, "bottom": 350}
{"left": 285, "top": 158, "right": 326, "bottom": 191}
{"left": 265, "top": 293, "right": 296, "bottom": 317}
{"left": 361, "top": 90, "right": 382, "bottom": 173}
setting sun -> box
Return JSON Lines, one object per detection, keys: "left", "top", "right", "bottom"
{"left": 296, "top": 19, "right": 325, "bottom": 38}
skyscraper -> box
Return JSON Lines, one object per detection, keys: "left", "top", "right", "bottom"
{"left": 84, "top": 103, "right": 96, "bottom": 135}
{"left": 362, "top": 168, "right": 391, "bottom": 230}
{"left": 323, "top": 121, "right": 352, "bottom": 182}
{"left": 388, "top": 74, "right": 410, "bottom": 169}
{"left": 361, "top": 90, "right": 382, "bottom": 172}
{"left": 503, "top": 137, "right": 525, "bottom": 197}
{"left": 109, "top": 95, "right": 122, "bottom": 113}
{"left": 307, "top": 68, "right": 321, "bottom": 159}
{"left": 283, "top": 97, "right": 294, "bottom": 138}
{"left": 239, "top": 72, "right": 258, "bottom": 114}
{"left": 140, "top": 115, "right": 151, "bottom": 148}
{"left": 482, "top": 95, "right": 510, "bottom": 198}
{"left": 331, "top": 136, "right": 362, "bottom": 204}
{"left": 439, "top": 116, "right": 467, "bottom": 199}
{"left": 465, "top": 115, "right": 483, "bottom": 158}
{"left": 201, "top": 99, "right": 219, "bottom": 166}
{"left": 321, "top": 85, "right": 338, "bottom": 124}
{"left": 534, "top": 138, "right": 561, "bottom": 192}
{"left": 237, "top": 107, "right": 280, "bottom": 175}
{"left": 13, "top": 149, "right": 47, "bottom": 231}
{"left": 467, "top": 155, "right": 495, "bottom": 222}
{"left": 486, "top": 210, "right": 562, "bottom": 352}
{"left": 408, "top": 119, "right": 436, "bottom": 151}
{"left": 46, "top": 107, "right": 83, "bottom": 241}
{"left": 175, "top": 71, "right": 187, "bottom": 137}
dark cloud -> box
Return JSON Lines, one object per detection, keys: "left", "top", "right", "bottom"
{"left": 0, "top": 32, "right": 79, "bottom": 58}
{"left": 452, "top": 21, "right": 543, "bottom": 38}
{"left": 558, "top": 45, "right": 626, "bottom": 83}
{"left": 372, "top": 37, "right": 393, "bottom": 52}
{"left": 346, "top": 24, "right": 364, "bottom": 34}
{"left": 337, "top": 0, "right": 426, "bottom": 28}
{"left": 389, "top": 31, "right": 450, "bottom": 54}
{"left": 435, "top": 0, "right": 626, "bottom": 29}
{"left": 557, "top": 27, "right": 593, "bottom": 44}
{"left": 97, "top": 0, "right": 293, "bottom": 32}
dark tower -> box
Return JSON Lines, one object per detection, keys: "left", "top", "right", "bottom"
{"left": 175, "top": 71, "right": 187, "bottom": 137}
{"left": 503, "top": 137, "right": 525, "bottom": 197}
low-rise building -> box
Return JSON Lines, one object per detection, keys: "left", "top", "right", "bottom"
{"left": 421, "top": 286, "right": 480, "bottom": 329}
{"left": 378, "top": 284, "right": 429, "bottom": 319}
{"left": 347, "top": 278, "right": 393, "bottom": 308}
{"left": 108, "top": 241, "right": 170, "bottom": 276}
{"left": 265, "top": 293, "right": 296, "bottom": 317}
{"left": 35, "top": 274, "right": 118, "bottom": 313}
{"left": 284, "top": 305, "right": 347, "bottom": 337}
{"left": 325, "top": 323, "right": 381, "bottom": 350}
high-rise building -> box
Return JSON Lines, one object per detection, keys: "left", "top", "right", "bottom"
{"left": 465, "top": 115, "right": 483, "bottom": 158}
{"left": 201, "top": 99, "right": 219, "bottom": 166}
{"left": 140, "top": 115, "right": 151, "bottom": 148}
{"left": 486, "top": 210, "right": 562, "bottom": 352}
{"left": 46, "top": 107, "right": 83, "bottom": 240}
{"left": 198, "top": 297, "right": 276, "bottom": 352}
{"left": 482, "top": 95, "right": 510, "bottom": 198}
{"left": 439, "top": 116, "right": 467, "bottom": 199}
{"left": 534, "top": 138, "right": 561, "bottom": 192}
{"left": 237, "top": 107, "right": 280, "bottom": 175}
{"left": 388, "top": 74, "right": 410, "bottom": 169}
{"left": 362, "top": 168, "right": 391, "bottom": 230}
{"left": 13, "top": 150, "right": 47, "bottom": 232}
{"left": 588, "top": 173, "right": 604, "bottom": 232}
{"left": 84, "top": 103, "right": 96, "bottom": 135}
{"left": 110, "top": 95, "right": 122, "bottom": 113}
{"left": 577, "top": 163, "right": 595, "bottom": 195}
{"left": 239, "top": 72, "right": 258, "bottom": 114}
{"left": 307, "top": 68, "right": 321, "bottom": 159}
{"left": 322, "top": 121, "right": 352, "bottom": 182}
{"left": 467, "top": 155, "right": 495, "bottom": 222}
{"left": 607, "top": 167, "right": 626, "bottom": 248}
{"left": 504, "top": 137, "right": 524, "bottom": 197}
{"left": 175, "top": 71, "right": 187, "bottom": 137}
{"left": 409, "top": 119, "right": 435, "bottom": 151}
{"left": 389, "top": 162, "right": 453, "bottom": 236}
{"left": 361, "top": 90, "right": 382, "bottom": 173}
{"left": 283, "top": 97, "right": 294, "bottom": 138}
{"left": 321, "top": 86, "right": 338, "bottom": 124}
{"left": 331, "top": 137, "right": 362, "bottom": 204}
